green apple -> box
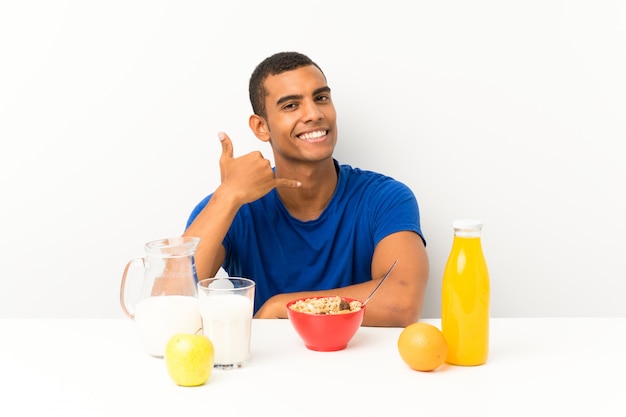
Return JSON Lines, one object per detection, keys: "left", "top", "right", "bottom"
{"left": 165, "top": 332, "right": 214, "bottom": 387}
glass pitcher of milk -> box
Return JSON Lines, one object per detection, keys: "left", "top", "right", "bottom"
{"left": 120, "top": 236, "right": 202, "bottom": 357}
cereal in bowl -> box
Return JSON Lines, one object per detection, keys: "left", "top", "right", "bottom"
{"left": 289, "top": 296, "right": 362, "bottom": 315}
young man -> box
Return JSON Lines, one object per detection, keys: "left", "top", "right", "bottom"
{"left": 184, "top": 52, "right": 428, "bottom": 327}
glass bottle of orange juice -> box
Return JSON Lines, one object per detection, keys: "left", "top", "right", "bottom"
{"left": 442, "top": 219, "right": 490, "bottom": 366}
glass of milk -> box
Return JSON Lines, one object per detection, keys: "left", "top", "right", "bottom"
{"left": 197, "top": 277, "right": 255, "bottom": 369}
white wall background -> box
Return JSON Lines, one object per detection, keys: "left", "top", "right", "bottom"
{"left": 1, "top": 0, "right": 625, "bottom": 319}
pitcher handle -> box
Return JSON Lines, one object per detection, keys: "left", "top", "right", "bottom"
{"left": 120, "top": 257, "right": 145, "bottom": 319}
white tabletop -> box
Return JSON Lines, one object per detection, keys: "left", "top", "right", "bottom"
{"left": 1, "top": 317, "right": 624, "bottom": 416}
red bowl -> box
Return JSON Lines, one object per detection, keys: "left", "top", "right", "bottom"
{"left": 286, "top": 296, "right": 366, "bottom": 351}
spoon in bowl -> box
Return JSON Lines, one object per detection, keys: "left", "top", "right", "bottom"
{"left": 361, "top": 259, "right": 398, "bottom": 307}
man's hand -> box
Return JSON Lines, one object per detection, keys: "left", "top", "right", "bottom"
{"left": 254, "top": 294, "right": 289, "bottom": 319}
{"left": 251, "top": 231, "right": 428, "bottom": 327}
{"left": 217, "top": 132, "right": 300, "bottom": 206}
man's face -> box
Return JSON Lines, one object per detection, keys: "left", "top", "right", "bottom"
{"left": 261, "top": 65, "right": 337, "bottom": 165}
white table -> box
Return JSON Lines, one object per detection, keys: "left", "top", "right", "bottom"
{"left": 1, "top": 318, "right": 624, "bottom": 416}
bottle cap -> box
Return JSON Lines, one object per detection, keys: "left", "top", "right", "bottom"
{"left": 453, "top": 219, "right": 483, "bottom": 231}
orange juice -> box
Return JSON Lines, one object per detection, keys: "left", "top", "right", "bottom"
{"left": 442, "top": 219, "right": 490, "bottom": 366}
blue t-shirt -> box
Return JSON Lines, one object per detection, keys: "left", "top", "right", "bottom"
{"left": 186, "top": 161, "right": 425, "bottom": 314}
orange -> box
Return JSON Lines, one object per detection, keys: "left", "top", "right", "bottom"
{"left": 397, "top": 322, "right": 448, "bottom": 372}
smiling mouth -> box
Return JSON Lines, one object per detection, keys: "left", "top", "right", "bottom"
{"left": 297, "top": 130, "right": 328, "bottom": 142}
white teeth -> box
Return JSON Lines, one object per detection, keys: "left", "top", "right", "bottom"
{"left": 298, "top": 130, "right": 326, "bottom": 141}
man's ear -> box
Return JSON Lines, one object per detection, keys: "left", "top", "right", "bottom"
{"left": 249, "top": 114, "right": 271, "bottom": 143}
